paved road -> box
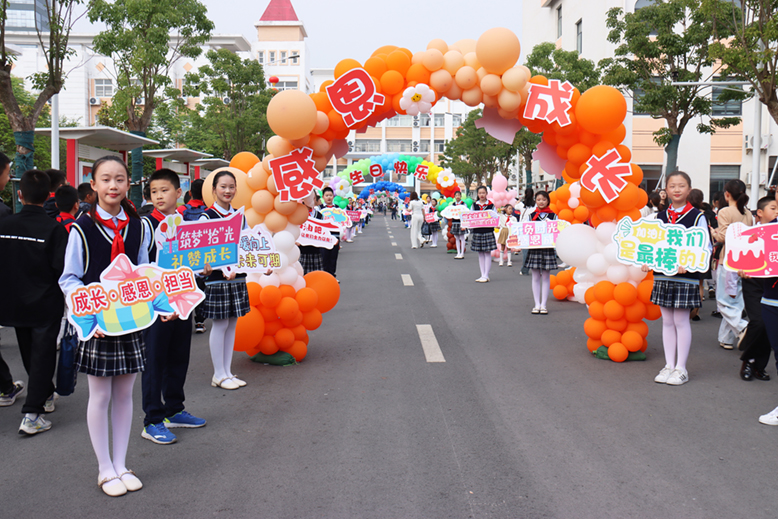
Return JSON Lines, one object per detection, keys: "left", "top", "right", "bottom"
{"left": 2, "top": 214, "right": 778, "bottom": 518}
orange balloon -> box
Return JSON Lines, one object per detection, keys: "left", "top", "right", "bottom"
{"left": 281, "top": 310, "right": 304, "bottom": 328}
{"left": 575, "top": 85, "right": 627, "bottom": 135}
{"left": 386, "top": 50, "right": 411, "bottom": 75}
{"left": 624, "top": 300, "right": 647, "bottom": 323}
{"left": 558, "top": 209, "right": 574, "bottom": 222}
{"left": 302, "top": 308, "right": 323, "bottom": 330}
{"left": 260, "top": 285, "right": 282, "bottom": 308}
{"left": 234, "top": 308, "right": 264, "bottom": 352}
{"left": 275, "top": 327, "right": 295, "bottom": 350}
{"left": 475, "top": 27, "right": 521, "bottom": 75}
{"left": 613, "top": 282, "right": 638, "bottom": 306}
{"left": 380, "top": 70, "right": 405, "bottom": 95}
{"left": 251, "top": 189, "right": 274, "bottom": 215}
{"left": 258, "top": 306, "right": 277, "bottom": 322}
{"left": 549, "top": 274, "right": 558, "bottom": 289}
{"left": 607, "top": 342, "right": 629, "bottom": 362}
{"left": 616, "top": 145, "right": 632, "bottom": 163}
{"left": 553, "top": 285, "right": 568, "bottom": 300}
{"left": 258, "top": 335, "right": 279, "bottom": 355}
{"left": 310, "top": 92, "right": 333, "bottom": 113}
{"left": 588, "top": 300, "right": 606, "bottom": 320}
{"left": 601, "top": 125, "right": 626, "bottom": 145}
{"left": 621, "top": 331, "right": 643, "bottom": 353}
{"left": 288, "top": 203, "right": 311, "bottom": 225}
{"left": 584, "top": 287, "right": 596, "bottom": 305}
{"left": 645, "top": 303, "right": 662, "bottom": 321}
{"left": 626, "top": 321, "right": 649, "bottom": 338}
{"left": 303, "top": 271, "right": 341, "bottom": 313}
{"left": 327, "top": 110, "right": 347, "bottom": 133}
{"left": 406, "top": 63, "right": 431, "bottom": 84}
{"left": 266, "top": 90, "right": 318, "bottom": 140}
{"left": 264, "top": 319, "right": 283, "bottom": 336}
{"left": 246, "top": 282, "right": 262, "bottom": 307}
{"left": 606, "top": 318, "right": 628, "bottom": 332}
{"left": 556, "top": 269, "right": 572, "bottom": 286}
{"left": 591, "top": 140, "right": 615, "bottom": 158}
{"left": 584, "top": 318, "right": 607, "bottom": 339}
{"left": 287, "top": 341, "right": 308, "bottom": 362}
{"left": 596, "top": 204, "right": 618, "bottom": 223}
{"left": 603, "top": 300, "right": 625, "bottom": 320}
{"left": 626, "top": 164, "right": 644, "bottom": 186}
{"left": 279, "top": 285, "right": 296, "bottom": 298}
{"left": 594, "top": 281, "right": 615, "bottom": 304}
{"left": 614, "top": 184, "right": 639, "bottom": 211}
{"left": 295, "top": 287, "right": 319, "bottom": 313}
{"left": 276, "top": 297, "right": 299, "bottom": 322}
{"left": 637, "top": 279, "right": 654, "bottom": 304}
{"left": 334, "top": 58, "right": 362, "bottom": 78}
{"left": 587, "top": 338, "right": 603, "bottom": 353}
{"left": 601, "top": 329, "right": 622, "bottom": 347}
{"left": 230, "top": 152, "right": 260, "bottom": 173}
{"left": 579, "top": 184, "right": 607, "bottom": 209}
{"left": 573, "top": 205, "right": 590, "bottom": 222}
{"left": 567, "top": 144, "right": 592, "bottom": 166}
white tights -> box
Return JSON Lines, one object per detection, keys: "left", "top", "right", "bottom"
{"left": 455, "top": 235, "right": 465, "bottom": 255}
{"left": 431, "top": 232, "right": 438, "bottom": 247}
{"left": 86, "top": 374, "right": 137, "bottom": 482}
{"left": 478, "top": 252, "right": 492, "bottom": 279}
{"left": 531, "top": 269, "right": 550, "bottom": 308}
{"left": 210, "top": 317, "right": 238, "bottom": 380}
{"left": 660, "top": 307, "right": 692, "bottom": 371}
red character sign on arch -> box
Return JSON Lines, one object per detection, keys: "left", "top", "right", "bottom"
{"left": 326, "top": 69, "right": 385, "bottom": 128}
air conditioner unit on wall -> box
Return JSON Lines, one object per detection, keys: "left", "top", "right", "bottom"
{"left": 744, "top": 134, "right": 772, "bottom": 150}
{"left": 89, "top": 97, "right": 100, "bottom": 106}
{"left": 746, "top": 171, "right": 768, "bottom": 185}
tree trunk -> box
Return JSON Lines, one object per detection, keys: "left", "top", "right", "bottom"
{"left": 129, "top": 131, "right": 146, "bottom": 207}
{"left": 663, "top": 134, "right": 681, "bottom": 187}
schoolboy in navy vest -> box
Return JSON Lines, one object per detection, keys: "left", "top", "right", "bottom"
{"left": 55, "top": 185, "right": 79, "bottom": 232}
{"left": 0, "top": 170, "right": 68, "bottom": 435}
{"left": 140, "top": 169, "right": 206, "bottom": 445}
{"left": 318, "top": 186, "right": 340, "bottom": 279}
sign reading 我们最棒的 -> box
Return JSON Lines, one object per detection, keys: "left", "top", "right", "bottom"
{"left": 612, "top": 216, "right": 710, "bottom": 276}
{"left": 507, "top": 220, "right": 570, "bottom": 249}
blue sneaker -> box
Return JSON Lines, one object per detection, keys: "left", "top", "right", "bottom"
{"left": 164, "top": 411, "right": 206, "bottom": 429}
{"left": 141, "top": 422, "right": 177, "bottom": 444}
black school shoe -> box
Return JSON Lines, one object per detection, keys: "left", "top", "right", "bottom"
{"left": 753, "top": 367, "right": 771, "bottom": 381}
{"left": 740, "top": 361, "right": 754, "bottom": 381}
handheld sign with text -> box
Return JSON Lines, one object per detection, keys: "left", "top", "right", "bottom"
{"left": 155, "top": 210, "right": 243, "bottom": 273}
{"left": 723, "top": 222, "right": 778, "bottom": 276}
{"left": 231, "top": 225, "right": 281, "bottom": 274}
{"left": 424, "top": 212, "right": 438, "bottom": 223}
{"left": 320, "top": 206, "right": 352, "bottom": 231}
{"left": 508, "top": 220, "right": 570, "bottom": 249}
{"left": 347, "top": 210, "right": 361, "bottom": 223}
{"left": 612, "top": 216, "right": 710, "bottom": 276}
{"left": 66, "top": 254, "right": 205, "bottom": 341}
{"left": 460, "top": 210, "right": 500, "bottom": 229}
{"left": 299, "top": 217, "right": 340, "bottom": 249}
{"left": 440, "top": 204, "right": 469, "bottom": 220}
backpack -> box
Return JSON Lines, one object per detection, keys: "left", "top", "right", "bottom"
{"left": 182, "top": 201, "right": 207, "bottom": 221}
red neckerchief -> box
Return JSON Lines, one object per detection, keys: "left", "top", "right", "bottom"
{"left": 150, "top": 208, "right": 166, "bottom": 222}
{"left": 187, "top": 199, "right": 205, "bottom": 208}
{"left": 532, "top": 207, "right": 553, "bottom": 221}
{"left": 57, "top": 212, "right": 75, "bottom": 222}
{"left": 93, "top": 211, "right": 129, "bottom": 260}
{"left": 475, "top": 201, "right": 490, "bottom": 210}
{"left": 668, "top": 203, "right": 693, "bottom": 225}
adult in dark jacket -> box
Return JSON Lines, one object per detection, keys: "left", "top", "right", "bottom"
{"left": 0, "top": 170, "right": 68, "bottom": 435}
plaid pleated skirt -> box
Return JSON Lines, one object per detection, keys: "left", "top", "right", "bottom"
{"left": 75, "top": 331, "right": 145, "bottom": 377}
{"left": 300, "top": 250, "right": 323, "bottom": 274}
{"left": 450, "top": 220, "right": 466, "bottom": 236}
{"left": 523, "top": 248, "right": 558, "bottom": 270}
{"left": 203, "top": 279, "right": 251, "bottom": 320}
{"left": 470, "top": 232, "right": 497, "bottom": 252}
{"left": 650, "top": 279, "right": 702, "bottom": 309}
{"left": 428, "top": 221, "right": 441, "bottom": 233}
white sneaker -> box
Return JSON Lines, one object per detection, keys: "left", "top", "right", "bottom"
{"left": 654, "top": 366, "right": 673, "bottom": 384}
{"left": 758, "top": 406, "right": 778, "bottom": 425}
{"left": 507, "top": 261, "right": 512, "bottom": 267}
{"left": 666, "top": 368, "right": 689, "bottom": 386}
{"left": 346, "top": 239, "right": 354, "bottom": 243}
{"left": 499, "top": 260, "right": 504, "bottom": 266}
{"left": 43, "top": 392, "right": 59, "bottom": 413}
{"left": 19, "top": 414, "right": 52, "bottom": 435}
{"left": 475, "top": 277, "right": 487, "bottom": 283}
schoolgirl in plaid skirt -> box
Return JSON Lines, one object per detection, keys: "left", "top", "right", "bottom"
{"left": 199, "top": 170, "right": 250, "bottom": 391}
{"left": 522, "top": 192, "right": 557, "bottom": 314}
{"left": 299, "top": 196, "right": 324, "bottom": 274}
{"left": 450, "top": 193, "right": 467, "bottom": 259}
{"left": 471, "top": 187, "right": 497, "bottom": 282}
{"left": 426, "top": 199, "right": 441, "bottom": 247}
{"left": 58, "top": 155, "right": 150, "bottom": 496}
{"left": 647, "top": 171, "right": 710, "bottom": 387}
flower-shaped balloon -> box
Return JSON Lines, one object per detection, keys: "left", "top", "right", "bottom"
{"left": 399, "top": 83, "right": 435, "bottom": 116}
{"left": 333, "top": 177, "right": 352, "bottom": 198}
{"left": 438, "top": 169, "right": 456, "bottom": 188}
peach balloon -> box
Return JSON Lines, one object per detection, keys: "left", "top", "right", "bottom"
{"left": 274, "top": 195, "right": 298, "bottom": 216}
{"left": 498, "top": 107, "right": 519, "bottom": 119}
{"left": 288, "top": 203, "right": 310, "bottom": 225}
{"left": 411, "top": 51, "right": 425, "bottom": 64}
{"left": 461, "top": 86, "right": 483, "bottom": 107}
{"left": 314, "top": 155, "right": 329, "bottom": 171}
{"left": 483, "top": 94, "right": 499, "bottom": 108}
{"left": 202, "top": 167, "right": 248, "bottom": 209}
{"left": 476, "top": 28, "right": 521, "bottom": 75}
{"left": 450, "top": 38, "right": 477, "bottom": 55}
{"left": 246, "top": 164, "right": 268, "bottom": 190}
{"left": 501, "top": 67, "right": 529, "bottom": 92}
{"left": 251, "top": 189, "right": 274, "bottom": 215}
{"left": 267, "top": 135, "right": 294, "bottom": 157}
{"left": 266, "top": 89, "right": 318, "bottom": 140}
{"left": 463, "top": 52, "right": 481, "bottom": 70}
{"left": 289, "top": 135, "right": 310, "bottom": 147}
{"left": 422, "top": 48, "right": 444, "bottom": 71}
{"left": 264, "top": 210, "right": 288, "bottom": 233}
{"left": 476, "top": 67, "right": 488, "bottom": 81}
{"left": 445, "top": 82, "right": 463, "bottom": 100}
{"left": 498, "top": 89, "right": 522, "bottom": 112}
{"left": 266, "top": 175, "right": 279, "bottom": 196}
{"left": 455, "top": 66, "right": 478, "bottom": 90}
{"left": 442, "top": 50, "right": 465, "bottom": 75}
{"left": 480, "top": 74, "right": 503, "bottom": 96}
{"left": 229, "top": 152, "right": 260, "bottom": 173}
{"left": 430, "top": 69, "right": 453, "bottom": 93}
{"left": 309, "top": 136, "right": 331, "bottom": 157}
{"left": 261, "top": 154, "right": 273, "bottom": 172}
{"left": 244, "top": 207, "right": 264, "bottom": 228}
{"left": 426, "top": 38, "right": 448, "bottom": 53}
{"left": 312, "top": 111, "right": 329, "bottom": 135}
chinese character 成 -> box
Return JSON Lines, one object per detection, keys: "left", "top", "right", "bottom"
{"left": 522, "top": 79, "right": 575, "bottom": 126}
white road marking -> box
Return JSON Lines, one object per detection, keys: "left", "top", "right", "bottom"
{"left": 395, "top": 253, "right": 403, "bottom": 260}
{"left": 416, "top": 325, "right": 445, "bottom": 363}
{"left": 391, "top": 242, "right": 397, "bottom": 246}
{"left": 402, "top": 274, "right": 414, "bottom": 286}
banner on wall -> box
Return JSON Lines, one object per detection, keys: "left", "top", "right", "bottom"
{"left": 507, "top": 220, "right": 570, "bottom": 249}
{"left": 460, "top": 210, "right": 500, "bottom": 229}
{"left": 723, "top": 222, "right": 778, "bottom": 276}
{"left": 612, "top": 217, "right": 710, "bottom": 276}
{"left": 155, "top": 211, "right": 243, "bottom": 272}
{"left": 65, "top": 254, "right": 205, "bottom": 341}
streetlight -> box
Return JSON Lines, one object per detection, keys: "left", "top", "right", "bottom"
{"left": 671, "top": 80, "right": 760, "bottom": 209}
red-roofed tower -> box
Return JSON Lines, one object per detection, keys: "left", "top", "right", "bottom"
{"left": 253, "top": 0, "right": 310, "bottom": 92}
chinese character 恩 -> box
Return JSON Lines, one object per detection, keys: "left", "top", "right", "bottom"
{"left": 325, "top": 68, "right": 386, "bottom": 127}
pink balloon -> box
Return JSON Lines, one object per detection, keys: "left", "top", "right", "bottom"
{"left": 492, "top": 172, "right": 508, "bottom": 192}
{"left": 331, "top": 139, "right": 349, "bottom": 159}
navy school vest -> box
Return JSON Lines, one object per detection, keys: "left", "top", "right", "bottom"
{"left": 71, "top": 214, "right": 144, "bottom": 285}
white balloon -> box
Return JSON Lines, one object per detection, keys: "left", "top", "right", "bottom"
{"left": 273, "top": 231, "right": 296, "bottom": 253}
{"left": 259, "top": 272, "right": 280, "bottom": 287}
{"left": 628, "top": 265, "right": 648, "bottom": 282}
{"left": 596, "top": 241, "right": 605, "bottom": 253}
{"left": 569, "top": 182, "right": 582, "bottom": 198}
{"left": 292, "top": 276, "right": 306, "bottom": 291}
{"left": 628, "top": 280, "right": 639, "bottom": 288}
{"left": 277, "top": 252, "right": 289, "bottom": 270}
{"left": 603, "top": 243, "right": 619, "bottom": 265}
{"left": 287, "top": 245, "right": 301, "bottom": 264}
{"left": 278, "top": 266, "right": 299, "bottom": 286}
{"left": 595, "top": 221, "right": 618, "bottom": 245}
{"left": 586, "top": 253, "right": 609, "bottom": 276}
{"left": 284, "top": 223, "right": 301, "bottom": 240}
{"left": 568, "top": 197, "right": 580, "bottom": 209}
{"left": 573, "top": 284, "right": 589, "bottom": 304}
{"left": 573, "top": 268, "right": 589, "bottom": 283}
{"left": 606, "top": 264, "right": 630, "bottom": 284}
{"left": 246, "top": 272, "right": 263, "bottom": 284}
{"left": 555, "top": 224, "right": 598, "bottom": 267}
{"left": 293, "top": 261, "right": 304, "bottom": 276}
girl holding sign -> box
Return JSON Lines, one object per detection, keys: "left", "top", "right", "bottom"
{"left": 497, "top": 204, "right": 516, "bottom": 267}
{"left": 59, "top": 156, "right": 152, "bottom": 496}
{"left": 199, "top": 170, "right": 250, "bottom": 391}
{"left": 450, "top": 191, "right": 468, "bottom": 259}
{"left": 471, "top": 186, "right": 497, "bottom": 282}
{"left": 645, "top": 171, "right": 710, "bottom": 386}
{"left": 427, "top": 198, "right": 440, "bottom": 248}
{"left": 522, "top": 192, "right": 558, "bottom": 314}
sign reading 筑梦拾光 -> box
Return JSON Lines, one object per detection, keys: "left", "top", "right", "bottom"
{"left": 155, "top": 210, "right": 243, "bottom": 272}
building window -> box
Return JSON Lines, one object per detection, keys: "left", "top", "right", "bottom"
{"left": 257, "top": 51, "right": 264, "bottom": 64}
{"left": 323, "top": 166, "right": 334, "bottom": 179}
{"left": 273, "top": 81, "right": 298, "bottom": 91}
{"left": 386, "top": 140, "right": 412, "bottom": 152}
{"left": 353, "top": 140, "right": 381, "bottom": 153}
{"left": 632, "top": 77, "right": 662, "bottom": 116}
{"left": 452, "top": 114, "right": 462, "bottom": 127}
{"left": 280, "top": 51, "right": 287, "bottom": 64}
{"left": 290, "top": 53, "right": 299, "bottom": 64}
{"left": 557, "top": 6, "right": 562, "bottom": 38}
{"left": 638, "top": 164, "right": 663, "bottom": 193}
{"left": 710, "top": 165, "right": 740, "bottom": 197}
{"left": 95, "top": 78, "right": 113, "bottom": 98}
{"left": 433, "top": 114, "right": 445, "bottom": 127}
{"left": 576, "top": 20, "right": 583, "bottom": 54}
{"left": 421, "top": 140, "right": 446, "bottom": 153}
{"left": 7, "top": 10, "right": 35, "bottom": 29}
{"left": 419, "top": 114, "right": 430, "bottom": 126}
{"left": 385, "top": 115, "right": 413, "bottom": 127}
{"left": 712, "top": 86, "right": 742, "bottom": 116}
{"left": 269, "top": 51, "right": 276, "bottom": 63}
{"left": 634, "top": 0, "right": 657, "bottom": 10}
{"left": 337, "top": 165, "right": 348, "bottom": 174}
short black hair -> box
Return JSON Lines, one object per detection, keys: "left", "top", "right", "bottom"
{"left": 44, "top": 168, "right": 66, "bottom": 191}
{"left": 190, "top": 178, "right": 203, "bottom": 200}
{"left": 143, "top": 183, "right": 151, "bottom": 201}
{"left": 184, "top": 191, "right": 191, "bottom": 204}
{"left": 322, "top": 186, "right": 333, "bottom": 195}
{"left": 77, "top": 182, "right": 94, "bottom": 201}
{"left": 20, "top": 169, "right": 50, "bottom": 204}
{"left": 55, "top": 185, "right": 78, "bottom": 213}
{"left": 0, "top": 152, "right": 11, "bottom": 173}
{"left": 149, "top": 168, "right": 181, "bottom": 189}
{"left": 757, "top": 195, "right": 776, "bottom": 212}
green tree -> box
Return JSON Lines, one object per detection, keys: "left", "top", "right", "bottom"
{"left": 599, "top": 0, "right": 742, "bottom": 179}
{"left": 183, "top": 48, "right": 275, "bottom": 159}
{"left": 524, "top": 42, "right": 601, "bottom": 92}
{"left": 703, "top": 0, "right": 778, "bottom": 124}
{"left": 89, "top": 0, "right": 214, "bottom": 204}
{"left": 0, "top": 0, "right": 84, "bottom": 174}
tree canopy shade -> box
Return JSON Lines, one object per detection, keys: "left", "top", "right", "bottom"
{"left": 89, "top": 0, "right": 214, "bottom": 204}
{"left": 599, "top": 0, "right": 742, "bottom": 179}
{"left": 0, "top": 0, "right": 84, "bottom": 173}
{"left": 524, "top": 42, "right": 601, "bottom": 93}
{"left": 703, "top": 0, "right": 778, "bottom": 124}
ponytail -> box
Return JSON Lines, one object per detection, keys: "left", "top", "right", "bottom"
{"left": 724, "top": 179, "right": 749, "bottom": 215}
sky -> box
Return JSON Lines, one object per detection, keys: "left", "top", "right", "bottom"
{"left": 73, "top": 0, "right": 524, "bottom": 69}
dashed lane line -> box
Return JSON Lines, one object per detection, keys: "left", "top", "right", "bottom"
{"left": 416, "top": 325, "right": 445, "bottom": 363}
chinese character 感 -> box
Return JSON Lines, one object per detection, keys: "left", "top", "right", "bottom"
{"left": 268, "top": 147, "right": 325, "bottom": 202}
{"left": 118, "top": 281, "right": 139, "bottom": 305}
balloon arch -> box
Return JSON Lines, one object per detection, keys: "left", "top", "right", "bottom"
{"left": 203, "top": 27, "right": 656, "bottom": 364}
